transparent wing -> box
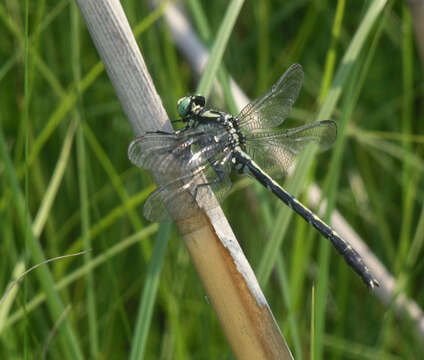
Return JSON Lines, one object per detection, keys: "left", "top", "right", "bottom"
{"left": 128, "top": 126, "right": 230, "bottom": 175}
{"left": 245, "top": 120, "right": 337, "bottom": 178}
{"left": 143, "top": 152, "right": 233, "bottom": 222}
{"left": 129, "top": 127, "right": 234, "bottom": 221}
{"left": 143, "top": 172, "right": 199, "bottom": 222}
{"left": 128, "top": 132, "right": 180, "bottom": 173}
{"left": 237, "top": 63, "right": 304, "bottom": 131}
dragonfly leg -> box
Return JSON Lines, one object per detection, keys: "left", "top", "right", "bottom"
{"left": 145, "top": 130, "right": 175, "bottom": 135}
{"left": 174, "top": 126, "right": 189, "bottom": 135}
{"left": 192, "top": 166, "right": 226, "bottom": 203}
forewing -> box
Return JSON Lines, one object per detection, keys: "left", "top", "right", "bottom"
{"left": 128, "top": 127, "right": 229, "bottom": 175}
{"left": 128, "top": 132, "right": 180, "bottom": 173}
{"left": 237, "top": 63, "right": 304, "bottom": 131}
{"left": 245, "top": 120, "right": 337, "bottom": 178}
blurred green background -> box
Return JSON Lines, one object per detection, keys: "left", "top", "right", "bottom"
{"left": 1, "top": 0, "right": 423, "bottom": 358}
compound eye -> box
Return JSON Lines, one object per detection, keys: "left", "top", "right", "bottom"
{"left": 193, "top": 95, "right": 205, "bottom": 107}
{"left": 177, "top": 96, "right": 191, "bottom": 117}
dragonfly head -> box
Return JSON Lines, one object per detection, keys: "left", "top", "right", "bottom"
{"left": 177, "top": 95, "right": 205, "bottom": 118}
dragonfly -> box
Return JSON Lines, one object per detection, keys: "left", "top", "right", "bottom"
{"left": 128, "top": 63, "right": 379, "bottom": 289}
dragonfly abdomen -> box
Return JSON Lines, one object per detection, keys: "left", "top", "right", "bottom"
{"left": 234, "top": 151, "right": 379, "bottom": 289}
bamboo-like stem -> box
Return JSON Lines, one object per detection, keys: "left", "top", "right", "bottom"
{"left": 76, "top": 1, "right": 170, "bottom": 137}
{"left": 75, "top": 1, "right": 293, "bottom": 358}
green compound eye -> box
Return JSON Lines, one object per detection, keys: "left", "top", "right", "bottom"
{"left": 177, "top": 96, "right": 191, "bottom": 117}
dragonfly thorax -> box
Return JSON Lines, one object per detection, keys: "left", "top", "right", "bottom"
{"left": 177, "top": 96, "right": 244, "bottom": 144}
{"left": 197, "top": 110, "right": 246, "bottom": 150}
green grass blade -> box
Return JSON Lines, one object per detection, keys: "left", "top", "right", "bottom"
{"left": 187, "top": 1, "right": 238, "bottom": 113}
{"left": 130, "top": 223, "right": 171, "bottom": 360}
{"left": 397, "top": 3, "right": 416, "bottom": 274}
{"left": 196, "top": 0, "right": 245, "bottom": 97}
{"left": 318, "top": 0, "right": 345, "bottom": 104}
{"left": 23, "top": 0, "right": 30, "bottom": 355}
{"left": 0, "top": 262, "right": 25, "bottom": 334}
{"left": 276, "top": 257, "right": 303, "bottom": 360}
{"left": 32, "top": 120, "right": 77, "bottom": 237}
{"left": 317, "top": 0, "right": 387, "bottom": 122}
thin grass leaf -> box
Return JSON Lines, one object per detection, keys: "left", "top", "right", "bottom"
{"left": 129, "top": 223, "right": 171, "bottom": 360}
{"left": 196, "top": 0, "right": 245, "bottom": 97}
{"left": 0, "top": 262, "right": 25, "bottom": 333}
{"left": 32, "top": 119, "right": 77, "bottom": 237}
{"left": 317, "top": 0, "right": 388, "bottom": 122}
